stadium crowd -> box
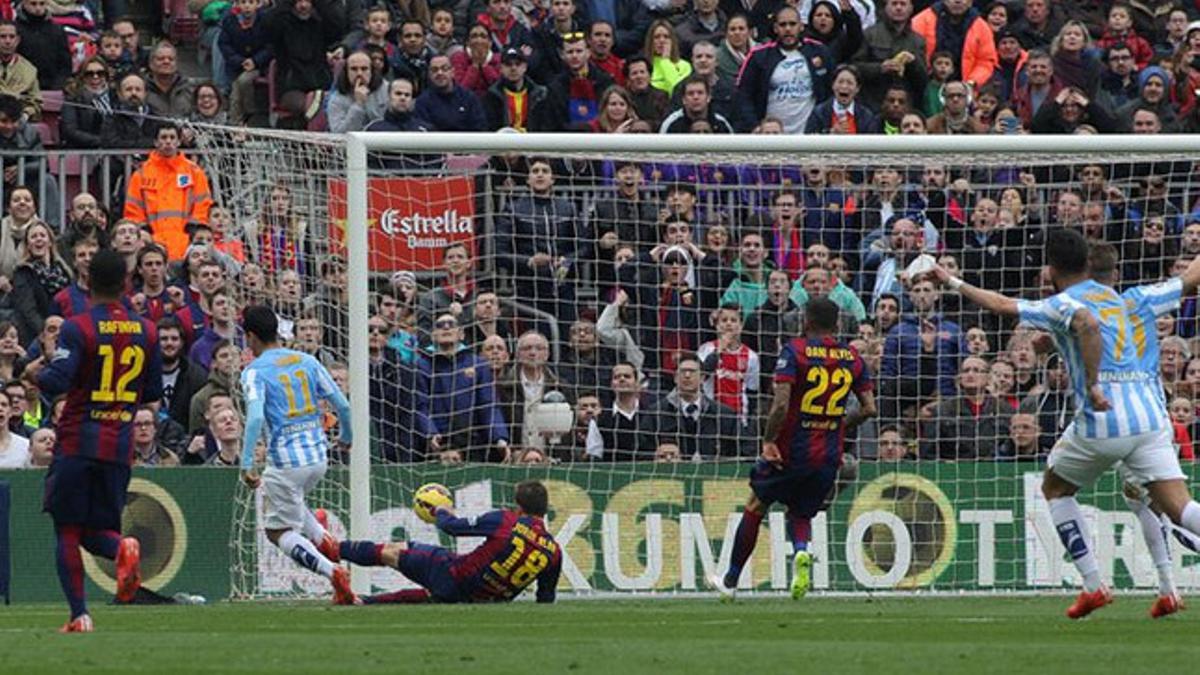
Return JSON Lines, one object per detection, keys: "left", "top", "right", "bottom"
{"left": 0, "top": 0, "right": 1198, "bottom": 469}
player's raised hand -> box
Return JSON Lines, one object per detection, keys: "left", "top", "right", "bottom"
{"left": 1088, "top": 384, "right": 1111, "bottom": 412}
{"left": 761, "top": 441, "right": 783, "bottom": 468}
{"left": 241, "top": 469, "right": 261, "bottom": 489}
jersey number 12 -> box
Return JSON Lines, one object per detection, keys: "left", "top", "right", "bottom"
{"left": 92, "top": 344, "right": 145, "bottom": 403}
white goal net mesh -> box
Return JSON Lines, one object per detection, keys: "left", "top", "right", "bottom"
{"left": 192, "top": 125, "right": 1200, "bottom": 597}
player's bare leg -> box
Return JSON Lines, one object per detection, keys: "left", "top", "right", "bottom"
{"left": 1123, "top": 483, "right": 1183, "bottom": 617}
{"left": 266, "top": 527, "right": 354, "bottom": 604}
{"left": 1042, "top": 469, "right": 1112, "bottom": 619}
{"left": 711, "top": 494, "right": 768, "bottom": 601}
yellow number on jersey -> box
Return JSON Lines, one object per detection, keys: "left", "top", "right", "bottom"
{"left": 799, "top": 366, "right": 853, "bottom": 416}
{"left": 278, "top": 370, "right": 316, "bottom": 417}
{"left": 1098, "top": 306, "right": 1144, "bottom": 359}
{"left": 92, "top": 344, "right": 145, "bottom": 403}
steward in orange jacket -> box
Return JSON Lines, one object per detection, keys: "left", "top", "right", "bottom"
{"left": 911, "top": 0, "right": 998, "bottom": 90}
{"left": 123, "top": 124, "right": 212, "bottom": 260}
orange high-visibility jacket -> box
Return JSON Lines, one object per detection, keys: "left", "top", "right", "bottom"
{"left": 124, "top": 151, "right": 213, "bottom": 260}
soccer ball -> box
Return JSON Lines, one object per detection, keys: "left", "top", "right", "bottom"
{"left": 413, "top": 483, "right": 453, "bottom": 524}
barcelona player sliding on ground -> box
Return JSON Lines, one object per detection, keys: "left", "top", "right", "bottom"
{"left": 28, "top": 249, "right": 164, "bottom": 632}
{"left": 337, "top": 480, "right": 562, "bottom": 604}
{"left": 713, "top": 297, "right": 876, "bottom": 600}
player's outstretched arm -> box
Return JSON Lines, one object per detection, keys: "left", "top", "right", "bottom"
{"left": 1071, "top": 310, "right": 1111, "bottom": 412}
{"left": 434, "top": 508, "right": 503, "bottom": 537}
{"left": 845, "top": 389, "right": 877, "bottom": 431}
{"left": 761, "top": 381, "right": 791, "bottom": 467}
{"left": 535, "top": 555, "right": 562, "bottom": 604}
{"left": 932, "top": 265, "right": 1019, "bottom": 316}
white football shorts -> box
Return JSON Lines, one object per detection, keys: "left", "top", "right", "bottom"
{"left": 261, "top": 463, "right": 327, "bottom": 530}
{"left": 1049, "top": 423, "right": 1184, "bottom": 489}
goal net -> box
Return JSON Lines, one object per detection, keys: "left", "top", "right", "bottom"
{"left": 195, "top": 126, "right": 1200, "bottom": 598}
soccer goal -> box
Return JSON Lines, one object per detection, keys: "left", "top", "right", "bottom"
{"left": 198, "top": 125, "right": 1200, "bottom": 598}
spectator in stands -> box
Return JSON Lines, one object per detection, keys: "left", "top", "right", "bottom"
{"left": 327, "top": 51, "right": 387, "bottom": 133}
{"left": 61, "top": 57, "right": 113, "bottom": 150}
{"left": 496, "top": 157, "right": 580, "bottom": 330}
{"left": 640, "top": 353, "right": 750, "bottom": 459}
{"left": 464, "top": 288, "right": 511, "bottom": 350}
{"left": 880, "top": 277, "right": 965, "bottom": 420}
{"left": 10, "top": 221, "right": 69, "bottom": 344}
{"left": 0, "top": 21, "right": 39, "bottom": 121}
{"left": 528, "top": 0, "right": 587, "bottom": 84}
{"left": 559, "top": 319, "right": 616, "bottom": 392}
{"left": 498, "top": 330, "right": 573, "bottom": 449}
{"left": 100, "top": 73, "right": 158, "bottom": 149}
{"left": 414, "top": 53, "right": 487, "bottom": 131}
{"left": 911, "top": 0, "right": 996, "bottom": 91}
{"left": 421, "top": 311, "right": 509, "bottom": 462}
{"left": 0, "top": 96, "right": 59, "bottom": 229}
{"left": 144, "top": 41, "right": 197, "bottom": 119}
{"left": 417, "top": 242, "right": 475, "bottom": 339}
{"left": 98, "top": 31, "right": 133, "bottom": 81}
{"left": 0, "top": 389, "right": 29, "bottom": 468}
{"left": 476, "top": 0, "right": 532, "bottom": 54}
{"left": 1099, "top": 43, "right": 1139, "bottom": 111}
{"left": 660, "top": 75, "right": 735, "bottom": 133}
{"left": 188, "top": 83, "right": 228, "bottom": 130}
{"left": 204, "top": 407, "right": 244, "bottom": 466}
{"left": 0, "top": 322, "right": 23, "bottom": 381}
{"left": 0, "top": 185, "right": 39, "bottom": 283}
{"left": 1011, "top": 49, "right": 1061, "bottom": 129}
{"left": 1032, "top": 86, "right": 1118, "bottom": 134}
{"left": 645, "top": 19, "right": 692, "bottom": 94}
{"left": 113, "top": 18, "right": 151, "bottom": 72}
{"left": 697, "top": 303, "right": 759, "bottom": 423}
{"left": 483, "top": 48, "right": 552, "bottom": 131}
{"left": 425, "top": 9, "right": 462, "bottom": 58}
{"left": 548, "top": 32, "right": 614, "bottom": 129}
{"left": 593, "top": 159, "right": 659, "bottom": 260}
{"left": 624, "top": 55, "right": 668, "bottom": 127}
{"left": 589, "top": 20, "right": 625, "bottom": 85}
{"left": 15, "top": 0, "right": 69, "bottom": 91}
{"left": 394, "top": 19, "right": 435, "bottom": 90}
{"left": 789, "top": 265, "right": 867, "bottom": 329}
{"left": 921, "top": 355, "right": 1011, "bottom": 459}
{"left": 677, "top": 0, "right": 725, "bottom": 59}
{"left": 806, "top": 64, "right": 878, "bottom": 134}
{"left": 926, "top": 80, "right": 986, "bottom": 134}
{"left": 132, "top": 406, "right": 181, "bottom": 466}
{"left": 805, "top": 0, "right": 863, "bottom": 65}
{"left": 189, "top": 289, "right": 245, "bottom": 370}
{"left": 219, "top": 0, "right": 272, "bottom": 125}
{"left": 1155, "top": 9, "right": 1189, "bottom": 59}
{"left": 853, "top": 0, "right": 926, "bottom": 110}
{"left": 124, "top": 123, "right": 213, "bottom": 260}
{"left": 306, "top": 255, "right": 349, "bottom": 355}
{"left": 293, "top": 311, "right": 339, "bottom": 366}
{"left": 188, "top": 339, "right": 241, "bottom": 432}
{"left": 1050, "top": 20, "right": 1099, "bottom": 98}
{"left": 720, "top": 230, "right": 772, "bottom": 318}
{"left": 53, "top": 236, "right": 98, "bottom": 318}
{"left": 157, "top": 317, "right": 207, "bottom": 430}
{"left": 453, "top": 23, "right": 501, "bottom": 96}
{"left": 744, "top": 267, "right": 799, "bottom": 376}
{"left": 671, "top": 41, "right": 745, "bottom": 131}
{"left": 995, "top": 411, "right": 1050, "bottom": 460}
{"left": 1118, "top": 66, "right": 1176, "bottom": 130}
{"left": 588, "top": 362, "right": 652, "bottom": 459}
{"left": 27, "top": 426, "right": 52, "bottom": 466}
{"left": 268, "top": 0, "right": 343, "bottom": 108}
{"left": 589, "top": 85, "right": 638, "bottom": 133}
{"left": 715, "top": 14, "right": 755, "bottom": 85}
{"left": 365, "top": 77, "right": 432, "bottom": 132}
{"left": 736, "top": 7, "right": 832, "bottom": 133}
{"left": 1096, "top": 4, "right": 1153, "bottom": 71}
{"left": 862, "top": 216, "right": 922, "bottom": 310}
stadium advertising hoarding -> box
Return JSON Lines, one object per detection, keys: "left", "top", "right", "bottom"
{"left": 327, "top": 176, "right": 476, "bottom": 272}
{"left": 267, "top": 464, "right": 1200, "bottom": 596}
{"left": 0, "top": 469, "right": 236, "bottom": 602}
{"left": 4, "top": 463, "right": 1199, "bottom": 601}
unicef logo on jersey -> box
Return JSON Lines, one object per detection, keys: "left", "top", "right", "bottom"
{"left": 379, "top": 209, "right": 473, "bottom": 249}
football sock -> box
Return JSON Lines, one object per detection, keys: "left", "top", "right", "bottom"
{"left": 55, "top": 525, "right": 87, "bottom": 619}
{"left": 788, "top": 514, "right": 811, "bottom": 553}
{"left": 725, "top": 508, "right": 764, "bottom": 587}
{"left": 80, "top": 529, "right": 120, "bottom": 559}
{"left": 1048, "top": 497, "right": 1102, "bottom": 592}
{"left": 278, "top": 531, "right": 334, "bottom": 578}
{"left": 339, "top": 540, "right": 384, "bottom": 566}
{"left": 1125, "top": 497, "right": 1175, "bottom": 596}
{"left": 1179, "top": 501, "right": 1200, "bottom": 537}
{"left": 362, "top": 589, "right": 431, "bottom": 605}
{"left": 302, "top": 510, "right": 326, "bottom": 543}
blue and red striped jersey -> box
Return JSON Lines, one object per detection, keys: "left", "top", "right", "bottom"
{"left": 129, "top": 286, "right": 179, "bottom": 322}
{"left": 38, "top": 302, "right": 164, "bottom": 465}
{"left": 438, "top": 509, "right": 562, "bottom": 603}
{"left": 53, "top": 282, "right": 91, "bottom": 318}
{"left": 773, "top": 335, "right": 873, "bottom": 470}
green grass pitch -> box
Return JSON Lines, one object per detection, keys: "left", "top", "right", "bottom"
{"left": 0, "top": 596, "right": 1196, "bottom": 674}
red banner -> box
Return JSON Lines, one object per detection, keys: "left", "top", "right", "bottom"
{"left": 328, "top": 176, "right": 476, "bottom": 272}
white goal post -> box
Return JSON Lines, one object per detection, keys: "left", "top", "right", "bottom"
{"left": 339, "top": 132, "right": 1200, "bottom": 595}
